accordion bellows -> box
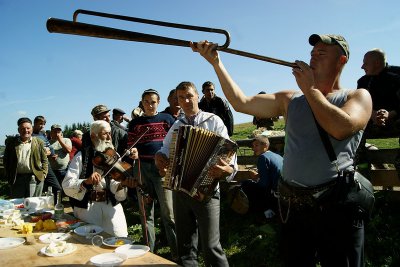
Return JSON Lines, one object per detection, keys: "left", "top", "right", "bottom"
{"left": 164, "top": 125, "right": 238, "bottom": 201}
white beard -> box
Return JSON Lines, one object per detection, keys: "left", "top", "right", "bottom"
{"left": 93, "top": 139, "right": 114, "bottom": 152}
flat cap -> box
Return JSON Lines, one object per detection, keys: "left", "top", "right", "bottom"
{"left": 51, "top": 124, "right": 62, "bottom": 130}
{"left": 17, "top": 117, "right": 32, "bottom": 126}
{"left": 113, "top": 108, "right": 126, "bottom": 115}
{"left": 91, "top": 104, "right": 110, "bottom": 116}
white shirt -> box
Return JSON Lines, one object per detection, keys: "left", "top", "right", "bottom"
{"left": 16, "top": 138, "right": 32, "bottom": 174}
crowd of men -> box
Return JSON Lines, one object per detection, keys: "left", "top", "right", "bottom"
{"left": 3, "top": 33, "right": 400, "bottom": 266}
{"left": 3, "top": 81, "right": 236, "bottom": 265}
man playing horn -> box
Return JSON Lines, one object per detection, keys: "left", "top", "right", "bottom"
{"left": 191, "top": 34, "right": 372, "bottom": 267}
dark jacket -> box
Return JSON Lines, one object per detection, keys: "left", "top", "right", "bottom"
{"left": 199, "top": 96, "right": 234, "bottom": 136}
{"left": 4, "top": 136, "right": 48, "bottom": 184}
{"left": 111, "top": 124, "right": 128, "bottom": 156}
{"left": 110, "top": 120, "right": 128, "bottom": 131}
{"left": 357, "top": 67, "right": 400, "bottom": 118}
{"left": 387, "top": 65, "right": 400, "bottom": 75}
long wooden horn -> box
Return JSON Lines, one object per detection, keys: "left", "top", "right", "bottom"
{"left": 47, "top": 9, "right": 296, "bottom": 68}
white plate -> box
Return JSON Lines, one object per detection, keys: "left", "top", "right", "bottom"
{"left": 90, "top": 252, "right": 127, "bottom": 266}
{"left": 40, "top": 243, "right": 77, "bottom": 257}
{"left": 102, "top": 237, "right": 133, "bottom": 248}
{"left": 39, "top": 233, "right": 71, "bottom": 243}
{"left": 0, "top": 237, "right": 25, "bottom": 249}
{"left": 74, "top": 224, "right": 103, "bottom": 236}
{"left": 115, "top": 244, "right": 150, "bottom": 258}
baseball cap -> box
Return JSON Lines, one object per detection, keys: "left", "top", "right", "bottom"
{"left": 309, "top": 34, "right": 349, "bottom": 59}
{"left": 113, "top": 108, "right": 126, "bottom": 115}
{"left": 91, "top": 104, "right": 110, "bottom": 116}
{"left": 51, "top": 124, "right": 62, "bottom": 130}
{"left": 141, "top": 89, "right": 160, "bottom": 99}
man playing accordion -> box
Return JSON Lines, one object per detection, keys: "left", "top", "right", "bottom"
{"left": 155, "top": 81, "right": 237, "bottom": 267}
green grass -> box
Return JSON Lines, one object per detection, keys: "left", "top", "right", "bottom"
{"left": 367, "top": 138, "right": 399, "bottom": 149}
{"left": 231, "top": 119, "right": 399, "bottom": 149}
{"left": 231, "top": 122, "right": 257, "bottom": 140}
{"left": 231, "top": 119, "right": 285, "bottom": 141}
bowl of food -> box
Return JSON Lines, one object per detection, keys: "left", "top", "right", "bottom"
{"left": 40, "top": 240, "right": 77, "bottom": 257}
{"left": 102, "top": 237, "right": 133, "bottom": 247}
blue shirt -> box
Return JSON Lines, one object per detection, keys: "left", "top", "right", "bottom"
{"left": 257, "top": 150, "right": 283, "bottom": 191}
{"left": 32, "top": 132, "right": 54, "bottom": 156}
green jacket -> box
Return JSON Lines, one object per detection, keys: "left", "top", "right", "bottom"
{"left": 4, "top": 136, "right": 48, "bottom": 185}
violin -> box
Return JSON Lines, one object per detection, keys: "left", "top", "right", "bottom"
{"left": 92, "top": 147, "right": 153, "bottom": 204}
{"left": 92, "top": 147, "right": 135, "bottom": 182}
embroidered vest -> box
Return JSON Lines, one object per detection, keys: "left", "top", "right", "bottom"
{"left": 69, "top": 146, "right": 118, "bottom": 209}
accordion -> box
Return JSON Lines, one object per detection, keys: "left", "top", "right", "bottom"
{"left": 163, "top": 125, "right": 238, "bottom": 201}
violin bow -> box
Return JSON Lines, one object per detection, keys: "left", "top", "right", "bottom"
{"left": 136, "top": 159, "right": 150, "bottom": 247}
{"left": 102, "top": 127, "right": 150, "bottom": 178}
{"left": 126, "top": 126, "right": 151, "bottom": 247}
{"left": 99, "top": 126, "right": 151, "bottom": 246}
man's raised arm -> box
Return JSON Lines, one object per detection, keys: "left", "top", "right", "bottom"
{"left": 190, "top": 41, "right": 293, "bottom": 119}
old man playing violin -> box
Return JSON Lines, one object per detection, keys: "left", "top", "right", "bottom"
{"left": 62, "top": 120, "right": 138, "bottom": 237}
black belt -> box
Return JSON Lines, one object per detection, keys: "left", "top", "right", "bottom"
{"left": 278, "top": 178, "right": 338, "bottom": 207}
{"left": 281, "top": 178, "right": 337, "bottom": 194}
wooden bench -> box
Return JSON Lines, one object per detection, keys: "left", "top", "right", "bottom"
{"left": 361, "top": 147, "right": 400, "bottom": 190}
{"left": 358, "top": 129, "right": 400, "bottom": 189}
{"left": 234, "top": 134, "right": 400, "bottom": 189}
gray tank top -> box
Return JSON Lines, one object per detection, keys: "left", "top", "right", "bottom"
{"left": 283, "top": 90, "right": 363, "bottom": 187}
